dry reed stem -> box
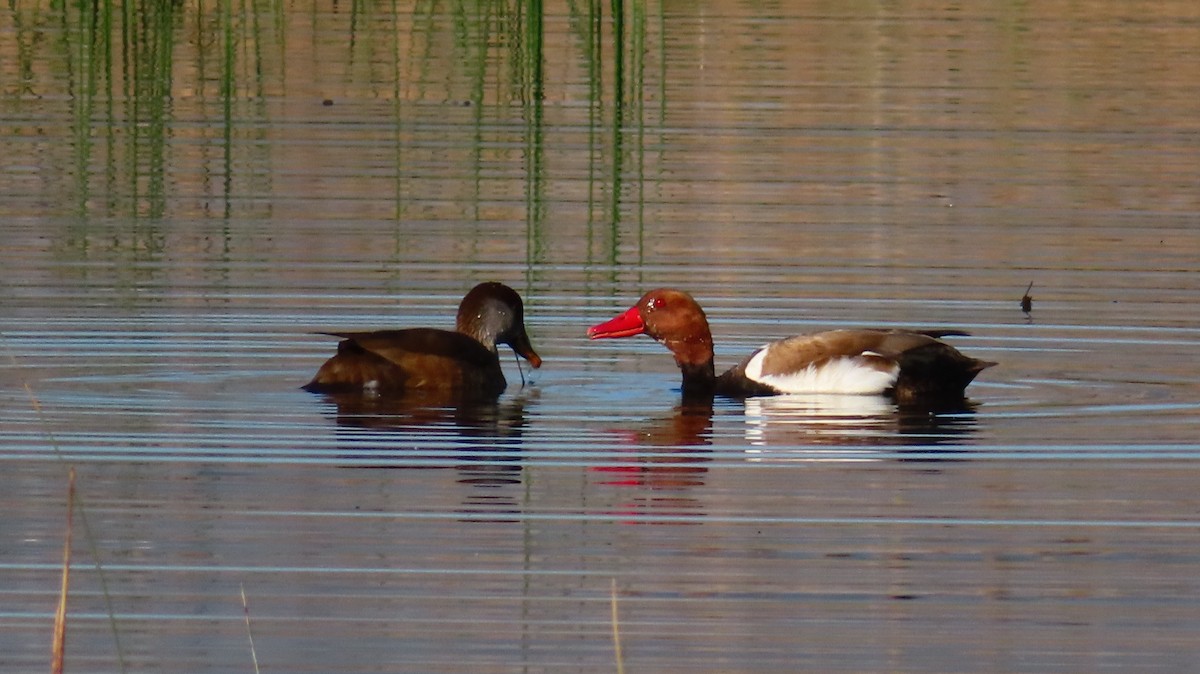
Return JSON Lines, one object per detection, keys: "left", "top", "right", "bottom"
{"left": 610, "top": 578, "right": 625, "bottom": 674}
{"left": 51, "top": 468, "right": 75, "bottom": 674}
{"left": 240, "top": 584, "right": 261, "bottom": 674}
{"left": 17, "top": 364, "right": 127, "bottom": 672}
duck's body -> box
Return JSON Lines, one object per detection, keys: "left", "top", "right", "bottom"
{"left": 588, "top": 288, "right": 994, "bottom": 403}
{"left": 304, "top": 282, "right": 541, "bottom": 397}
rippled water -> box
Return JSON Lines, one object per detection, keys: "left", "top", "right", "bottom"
{"left": 3, "top": 1, "right": 1200, "bottom": 672}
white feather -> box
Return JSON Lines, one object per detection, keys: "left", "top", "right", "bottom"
{"left": 743, "top": 347, "right": 899, "bottom": 395}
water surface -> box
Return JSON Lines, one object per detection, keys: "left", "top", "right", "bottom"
{"left": 2, "top": 1, "right": 1199, "bottom": 672}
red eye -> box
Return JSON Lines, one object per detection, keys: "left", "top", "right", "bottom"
{"left": 647, "top": 297, "right": 664, "bottom": 311}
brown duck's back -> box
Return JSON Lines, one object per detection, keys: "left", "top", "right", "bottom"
{"left": 303, "top": 328, "right": 506, "bottom": 396}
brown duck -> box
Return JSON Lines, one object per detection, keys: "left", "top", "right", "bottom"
{"left": 304, "top": 282, "right": 541, "bottom": 398}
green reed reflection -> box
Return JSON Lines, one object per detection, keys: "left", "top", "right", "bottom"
{"left": 221, "top": 0, "right": 235, "bottom": 221}
{"left": 521, "top": 0, "right": 546, "bottom": 269}
{"left": 62, "top": 0, "right": 109, "bottom": 217}
{"left": 605, "top": 0, "right": 626, "bottom": 267}
{"left": 64, "top": 0, "right": 177, "bottom": 224}
{"left": 6, "top": 0, "right": 664, "bottom": 271}
{"left": 607, "top": 0, "right": 650, "bottom": 268}
{"left": 28, "top": 0, "right": 283, "bottom": 230}
{"left": 574, "top": 0, "right": 655, "bottom": 270}
{"left": 129, "top": 0, "right": 176, "bottom": 221}
{"left": 400, "top": 0, "right": 657, "bottom": 260}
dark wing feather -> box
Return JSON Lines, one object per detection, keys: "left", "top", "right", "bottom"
{"left": 320, "top": 328, "right": 497, "bottom": 368}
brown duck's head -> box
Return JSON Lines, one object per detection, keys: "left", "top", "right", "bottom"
{"left": 587, "top": 288, "right": 714, "bottom": 367}
{"left": 457, "top": 282, "right": 542, "bottom": 368}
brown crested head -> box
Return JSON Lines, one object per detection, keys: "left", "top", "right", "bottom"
{"left": 588, "top": 288, "right": 714, "bottom": 370}
{"left": 457, "top": 282, "right": 542, "bottom": 368}
{"left": 636, "top": 288, "right": 711, "bottom": 345}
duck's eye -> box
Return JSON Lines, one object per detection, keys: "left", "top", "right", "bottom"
{"left": 647, "top": 297, "right": 665, "bottom": 311}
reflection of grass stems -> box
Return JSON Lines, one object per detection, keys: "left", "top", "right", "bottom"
{"left": 584, "top": 0, "right": 602, "bottom": 268}
{"left": 523, "top": 0, "right": 546, "bottom": 269}
{"left": 607, "top": 0, "right": 625, "bottom": 265}
{"left": 66, "top": 0, "right": 96, "bottom": 217}
{"left": 8, "top": 6, "right": 38, "bottom": 96}
{"left": 54, "top": 0, "right": 113, "bottom": 217}
{"left": 14, "top": 366, "right": 129, "bottom": 672}
{"left": 611, "top": 578, "right": 625, "bottom": 674}
{"left": 119, "top": 1, "right": 174, "bottom": 221}
{"left": 144, "top": 2, "right": 174, "bottom": 220}
{"left": 631, "top": 1, "right": 645, "bottom": 266}
{"left": 120, "top": 0, "right": 135, "bottom": 214}
{"left": 412, "top": 0, "right": 438, "bottom": 102}
{"left": 221, "top": 0, "right": 236, "bottom": 219}
{"left": 468, "top": 4, "right": 490, "bottom": 228}
{"left": 101, "top": 0, "right": 117, "bottom": 215}
{"left": 392, "top": 0, "right": 405, "bottom": 223}
{"left": 51, "top": 468, "right": 74, "bottom": 674}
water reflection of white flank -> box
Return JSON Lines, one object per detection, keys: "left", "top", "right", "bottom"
{"left": 743, "top": 394, "right": 894, "bottom": 459}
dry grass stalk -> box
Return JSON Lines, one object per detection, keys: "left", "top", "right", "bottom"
{"left": 610, "top": 578, "right": 625, "bottom": 674}
{"left": 51, "top": 467, "right": 76, "bottom": 674}
{"left": 240, "top": 584, "right": 261, "bottom": 674}
{"left": 19, "top": 371, "right": 127, "bottom": 672}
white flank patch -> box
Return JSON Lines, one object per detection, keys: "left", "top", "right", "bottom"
{"left": 744, "top": 348, "right": 899, "bottom": 395}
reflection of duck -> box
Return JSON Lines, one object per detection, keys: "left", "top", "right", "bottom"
{"left": 606, "top": 399, "right": 714, "bottom": 448}
{"left": 593, "top": 401, "right": 712, "bottom": 519}
{"left": 321, "top": 389, "right": 530, "bottom": 438}
{"left": 742, "top": 394, "right": 980, "bottom": 452}
{"left": 588, "top": 288, "right": 994, "bottom": 404}
{"left": 318, "top": 391, "right": 535, "bottom": 520}
{"left": 304, "top": 282, "right": 541, "bottom": 398}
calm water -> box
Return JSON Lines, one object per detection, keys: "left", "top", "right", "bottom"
{"left": 3, "top": 1, "right": 1200, "bottom": 672}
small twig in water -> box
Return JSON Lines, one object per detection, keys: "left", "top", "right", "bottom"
{"left": 240, "top": 584, "right": 261, "bottom": 674}
{"left": 1020, "top": 282, "right": 1034, "bottom": 313}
